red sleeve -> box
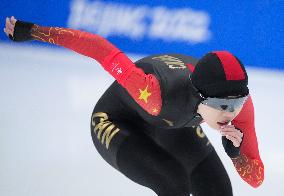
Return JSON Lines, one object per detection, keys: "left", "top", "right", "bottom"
{"left": 231, "top": 95, "right": 264, "bottom": 188}
{"left": 30, "top": 25, "right": 162, "bottom": 115}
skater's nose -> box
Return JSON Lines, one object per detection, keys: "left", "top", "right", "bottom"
{"left": 222, "top": 111, "right": 235, "bottom": 119}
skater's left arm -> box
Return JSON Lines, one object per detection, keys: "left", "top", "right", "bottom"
{"left": 4, "top": 17, "right": 162, "bottom": 116}
{"left": 225, "top": 96, "right": 264, "bottom": 188}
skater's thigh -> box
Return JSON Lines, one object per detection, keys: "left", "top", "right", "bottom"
{"left": 190, "top": 149, "right": 233, "bottom": 196}
{"left": 91, "top": 111, "right": 191, "bottom": 196}
{"left": 90, "top": 110, "right": 134, "bottom": 169}
{"left": 116, "top": 131, "right": 191, "bottom": 196}
{"left": 90, "top": 82, "right": 142, "bottom": 169}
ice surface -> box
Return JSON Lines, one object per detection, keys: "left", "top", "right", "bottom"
{"left": 0, "top": 43, "right": 283, "bottom": 195}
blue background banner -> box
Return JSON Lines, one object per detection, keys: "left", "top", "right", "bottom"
{"left": 1, "top": 0, "right": 283, "bottom": 69}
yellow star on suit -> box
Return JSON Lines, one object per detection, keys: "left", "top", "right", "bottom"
{"left": 139, "top": 85, "right": 152, "bottom": 103}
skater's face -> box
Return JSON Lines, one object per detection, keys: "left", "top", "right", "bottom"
{"left": 197, "top": 102, "right": 243, "bottom": 130}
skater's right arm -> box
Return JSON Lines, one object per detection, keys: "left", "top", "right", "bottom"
{"left": 230, "top": 96, "right": 264, "bottom": 188}
{"left": 4, "top": 17, "right": 162, "bottom": 116}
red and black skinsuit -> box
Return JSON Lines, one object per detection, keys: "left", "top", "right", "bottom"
{"left": 20, "top": 24, "right": 264, "bottom": 196}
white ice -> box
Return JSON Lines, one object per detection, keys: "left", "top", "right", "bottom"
{"left": 0, "top": 43, "right": 283, "bottom": 196}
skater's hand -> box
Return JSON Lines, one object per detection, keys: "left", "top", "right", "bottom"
{"left": 4, "top": 16, "right": 17, "bottom": 38}
{"left": 3, "top": 17, "right": 34, "bottom": 42}
{"left": 221, "top": 125, "right": 243, "bottom": 158}
{"left": 220, "top": 125, "right": 243, "bottom": 147}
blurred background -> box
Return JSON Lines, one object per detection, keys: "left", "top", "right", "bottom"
{"left": 0, "top": 0, "right": 283, "bottom": 195}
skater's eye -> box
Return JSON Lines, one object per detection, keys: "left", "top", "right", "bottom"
{"left": 220, "top": 105, "right": 228, "bottom": 110}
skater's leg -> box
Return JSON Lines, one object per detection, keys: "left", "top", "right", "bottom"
{"left": 116, "top": 133, "right": 191, "bottom": 196}
{"left": 91, "top": 111, "right": 191, "bottom": 196}
{"left": 190, "top": 149, "right": 233, "bottom": 196}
